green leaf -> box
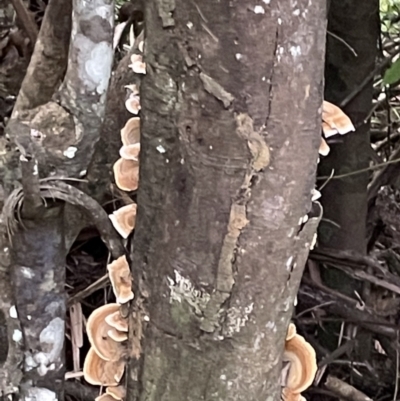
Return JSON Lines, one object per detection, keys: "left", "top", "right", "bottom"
{"left": 383, "top": 58, "right": 400, "bottom": 85}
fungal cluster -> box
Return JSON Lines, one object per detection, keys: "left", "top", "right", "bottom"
{"left": 80, "top": 43, "right": 146, "bottom": 401}
{"left": 281, "top": 323, "right": 317, "bottom": 401}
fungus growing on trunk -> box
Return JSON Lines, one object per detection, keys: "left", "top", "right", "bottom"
{"left": 322, "top": 100, "right": 355, "bottom": 137}
{"left": 109, "top": 203, "right": 137, "bottom": 239}
{"left": 86, "top": 303, "right": 126, "bottom": 361}
{"left": 107, "top": 255, "right": 134, "bottom": 304}
{"left": 113, "top": 158, "right": 139, "bottom": 191}
{"left": 105, "top": 310, "right": 129, "bottom": 332}
{"left": 106, "top": 385, "right": 126, "bottom": 400}
{"left": 282, "top": 323, "right": 317, "bottom": 401}
{"left": 83, "top": 347, "right": 125, "bottom": 386}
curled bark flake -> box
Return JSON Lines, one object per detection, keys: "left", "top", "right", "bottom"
{"left": 199, "top": 72, "right": 234, "bottom": 108}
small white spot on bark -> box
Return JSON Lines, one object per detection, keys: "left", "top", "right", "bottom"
{"left": 254, "top": 5, "right": 265, "bottom": 13}
{"left": 278, "top": 18, "right": 282, "bottom": 24}
{"left": 27, "top": 315, "right": 32, "bottom": 320}
{"left": 209, "top": 145, "right": 213, "bottom": 150}
{"left": 286, "top": 256, "right": 294, "bottom": 270}
{"left": 220, "top": 374, "right": 227, "bottom": 380}
{"left": 156, "top": 145, "right": 166, "bottom": 153}
{"left": 79, "top": 169, "right": 87, "bottom": 177}
{"left": 187, "top": 21, "right": 193, "bottom": 29}
{"left": 63, "top": 146, "right": 77, "bottom": 159}
{"left": 144, "top": 315, "right": 150, "bottom": 321}
{"left": 289, "top": 45, "right": 301, "bottom": 57}
{"left": 13, "top": 329, "right": 22, "bottom": 342}
{"left": 262, "top": 0, "right": 271, "bottom": 3}
{"left": 266, "top": 321, "right": 275, "bottom": 329}
{"left": 235, "top": 53, "right": 243, "bottom": 60}
{"left": 9, "top": 306, "right": 17, "bottom": 319}
{"left": 166, "top": 158, "right": 169, "bottom": 163}
{"left": 293, "top": 9, "right": 300, "bottom": 15}
{"left": 21, "top": 266, "right": 35, "bottom": 279}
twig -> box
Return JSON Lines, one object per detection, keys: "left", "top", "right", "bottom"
{"left": 324, "top": 375, "right": 374, "bottom": 401}
{"left": 327, "top": 30, "right": 357, "bottom": 57}
{"left": 394, "top": 330, "right": 399, "bottom": 401}
{"left": 68, "top": 274, "right": 109, "bottom": 306}
{"left": 340, "top": 46, "right": 400, "bottom": 108}
{"left": 10, "top": 0, "right": 38, "bottom": 46}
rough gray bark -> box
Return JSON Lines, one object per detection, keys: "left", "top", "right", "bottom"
{"left": 128, "top": 1, "right": 326, "bottom": 400}
{"left": 0, "top": 0, "right": 122, "bottom": 399}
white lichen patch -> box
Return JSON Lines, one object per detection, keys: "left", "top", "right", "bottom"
{"left": 24, "top": 317, "right": 65, "bottom": 375}
{"left": 20, "top": 266, "right": 34, "bottom": 279}
{"left": 289, "top": 45, "right": 301, "bottom": 57}
{"left": 223, "top": 302, "right": 254, "bottom": 337}
{"left": 254, "top": 5, "right": 265, "bottom": 14}
{"left": 167, "top": 270, "right": 210, "bottom": 315}
{"left": 63, "top": 146, "right": 78, "bottom": 159}
{"left": 156, "top": 145, "right": 166, "bottom": 154}
{"left": 12, "top": 329, "right": 22, "bottom": 342}
{"left": 9, "top": 305, "right": 18, "bottom": 319}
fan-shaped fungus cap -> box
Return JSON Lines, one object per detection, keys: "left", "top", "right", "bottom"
{"left": 86, "top": 303, "right": 125, "bottom": 361}
{"left": 83, "top": 347, "right": 125, "bottom": 386}
{"left": 319, "top": 138, "right": 330, "bottom": 156}
{"left": 113, "top": 158, "right": 139, "bottom": 191}
{"left": 121, "top": 117, "right": 140, "bottom": 146}
{"left": 107, "top": 255, "right": 134, "bottom": 304}
{"left": 283, "top": 330, "right": 317, "bottom": 394}
{"left": 129, "top": 54, "right": 146, "bottom": 74}
{"left": 105, "top": 311, "right": 129, "bottom": 332}
{"left": 109, "top": 203, "right": 137, "bottom": 239}
{"left": 286, "top": 323, "right": 297, "bottom": 341}
{"left": 322, "top": 101, "right": 355, "bottom": 137}
{"left": 106, "top": 385, "right": 126, "bottom": 400}
{"left": 108, "top": 328, "right": 128, "bottom": 342}
{"left": 120, "top": 143, "right": 141, "bottom": 161}
{"left": 125, "top": 93, "right": 141, "bottom": 115}
{"left": 96, "top": 394, "right": 118, "bottom": 401}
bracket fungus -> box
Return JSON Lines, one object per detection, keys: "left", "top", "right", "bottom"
{"left": 129, "top": 54, "right": 146, "bottom": 74}
{"left": 109, "top": 203, "right": 137, "bottom": 239}
{"left": 121, "top": 117, "right": 140, "bottom": 146}
{"left": 106, "top": 385, "right": 126, "bottom": 400}
{"left": 322, "top": 101, "right": 355, "bottom": 137}
{"left": 113, "top": 158, "right": 139, "bottom": 191}
{"left": 96, "top": 395, "right": 116, "bottom": 401}
{"left": 107, "top": 255, "right": 134, "bottom": 304}
{"left": 83, "top": 347, "right": 125, "bottom": 386}
{"left": 105, "top": 310, "right": 129, "bottom": 332}
{"left": 108, "top": 328, "right": 128, "bottom": 342}
{"left": 319, "top": 101, "right": 355, "bottom": 156}
{"left": 282, "top": 323, "right": 317, "bottom": 401}
{"left": 86, "top": 303, "right": 126, "bottom": 361}
{"left": 120, "top": 143, "right": 140, "bottom": 161}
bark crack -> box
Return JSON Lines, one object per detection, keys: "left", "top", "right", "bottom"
{"left": 200, "top": 114, "right": 270, "bottom": 334}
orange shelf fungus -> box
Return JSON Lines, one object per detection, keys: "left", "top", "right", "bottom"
{"left": 83, "top": 347, "right": 125, "bottom": 387}
{"left": 120, "top": 143, "right": 140, "bottom": 161}
{"left": 282, "top": 323, "right": 317, "bottom": 401}
{"left": 319, "top": 100, "right": 355, "bottom": 157}
{"left": 105, "top": 310, "right": 129, "bottom": 332}
{"left": 322, "top": 101, "right": 355, "bottom": 137}
{"left": 86, "top": 303, "right": 126, "bottom": 361}
{"left": 113, "top": 158, "right": 139, "bottom": 191}
{"left": 107, "top": 328, "right": 128, "bottom": 342}
{"left": 109, "top": 203, "right": 137, "bottom": 239}
{"left": 107, "top": 255, "right": 134, "bottom": 304}
{"left": 121, "top": 117, "right": 140, "bottom": 146}
{"left": 106, "top": 385, "right": 126, "bottom": 400}
{"left": 96, "top": 395, "right": 117, "bottom": 401}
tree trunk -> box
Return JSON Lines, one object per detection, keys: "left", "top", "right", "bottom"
{"left": 317, "top": 0, "right": 379, "bottom": 357}
{"left": 128, "top": 1, "right": 326, "bottom": 400}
